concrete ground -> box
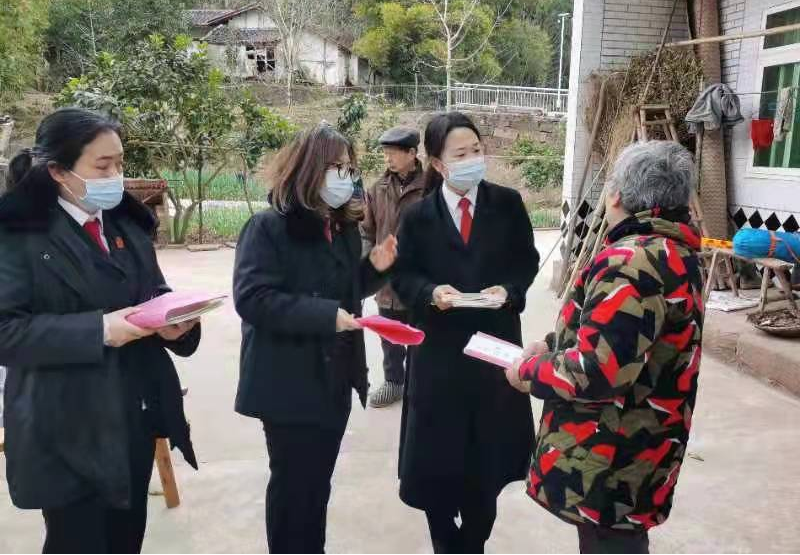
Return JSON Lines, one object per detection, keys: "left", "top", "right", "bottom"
{"left": 1, "top": 230, "right": 800, "bottom": 553}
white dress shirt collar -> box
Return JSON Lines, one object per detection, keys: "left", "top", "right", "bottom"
{"left": 441, "top": 182, "right": 478, "bottom": 229}
{"left": 57, "top": 196, "right": 104, "bottom": 228}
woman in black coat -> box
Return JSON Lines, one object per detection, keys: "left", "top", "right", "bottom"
{"left": 233, "top": 124, "right": 397, "bottom": 553}
{"left": 392, "top": 112, "right": 540, "bottom": 553}
{"left": 0, "top": 108, "right": 200, "bottom": 554}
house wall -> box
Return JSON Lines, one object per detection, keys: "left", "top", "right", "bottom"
{"left": 561, "top": 0, "right": 691, "bottom": 253}
{"left": 228, "top": 10, "right": 275, "bottom": 29}
{"left": 721, "top": 0, "right": 800, "bottom": 233}
{"left": 297, "top": 32, "right": 344, "bottom": 85}
{"left": 197, "top": 9, "right": 373, "bottom": 87}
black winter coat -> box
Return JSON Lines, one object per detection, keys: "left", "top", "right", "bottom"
{"left": 233, "top": 204, "right": 386, "bottom": 429}
{"left": 0, "top": 188, "right": 198, "bottom": 511}
{"left": 392, "top": 181, "right": 540, "bottom": 509}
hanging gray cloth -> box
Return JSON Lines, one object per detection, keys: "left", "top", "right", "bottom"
{"left": 685, "top": 83, "right": 744, "bottom": 134}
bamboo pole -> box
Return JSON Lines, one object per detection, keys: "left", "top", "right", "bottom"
{"left": 665, "top": 22, "right": 800, "bottom": 48}
{"left": 641, "top": 0, "right": 680, "bottom": 103}
{"left": 560, "top": 79, "right": 608, "bottom": 286}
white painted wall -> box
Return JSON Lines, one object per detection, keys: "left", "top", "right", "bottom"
{"left": 721, "top": 0, "right": 800, "bottom": 227}
{"left": 229, "top": 9, "right": 276, "bottom": 30}
{"left": 562, "top": 0, "right": 691, "bottom": 248}
{"left": 563, "top": 1, "right": 691, "bottom": 203}
{"left": 202, "top": 9, "right": 363, "bottom": 86}
{"left": 567, "top": 0, "right": 800, "bottom": 233}
{"left": 297, "top": 31, "right": 349, "bottom": 86}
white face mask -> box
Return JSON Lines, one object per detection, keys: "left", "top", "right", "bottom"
{"left": 444, "top": 156, "right": 486, "bottom": 193}
{"left": 321, "top": 169, "right": 355, "bottom": 209}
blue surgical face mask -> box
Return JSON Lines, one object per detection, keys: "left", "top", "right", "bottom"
{"left": 68, "top": 171, "right": 125, "bottom": 212}
{"left": 445, "top": 156, "right": 486, "bottom": 193}
{"left": 321, "top": 170, "right": 355, "bottom": 209}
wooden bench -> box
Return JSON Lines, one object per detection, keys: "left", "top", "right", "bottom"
{"left": 701, "top": 247, "right": 797, "bottom": 312}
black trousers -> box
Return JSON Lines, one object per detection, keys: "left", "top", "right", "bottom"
{"left": 378, "top": 307, "right": 408, "bottom": 384}
{"left": 263, "top": 422, "right": 346, "bottom": 553}
{"left": 577, "top": 524, "right": 650, "bottom": 554}
{"left": 41, "top": 420, "right": 156, "bottom": 554}
{"left": 424, "top": 483, "right": 498, "bottom": 554}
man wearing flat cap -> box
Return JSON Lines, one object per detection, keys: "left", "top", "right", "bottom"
{"left": 361, "top": 126, "right": 425, "bottom": 408}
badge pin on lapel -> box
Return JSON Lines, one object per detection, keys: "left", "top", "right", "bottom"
{"left": 115, "top": 237, "right": 125, "bottom": 249}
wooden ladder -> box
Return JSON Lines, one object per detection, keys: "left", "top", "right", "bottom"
{"left": 634, "top": 105, "right": 740, "bottom": 297}
{"left": 634, "top": 104, "right": 709, "bottom": 238}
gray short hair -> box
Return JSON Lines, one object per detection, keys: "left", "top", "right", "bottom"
{"left": 607, "top": 141, "right": 696, "bottom": 215}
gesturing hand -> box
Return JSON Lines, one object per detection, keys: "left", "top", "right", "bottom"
{"left": 370, "top": 234, "right": 398, "bottom": 272}
{"left": 522, "top": 340, "right": 549, "bottom": 359}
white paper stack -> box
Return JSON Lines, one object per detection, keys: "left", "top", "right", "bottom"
{"left": 448, "top": 292, "right": 506, "bottom": 309}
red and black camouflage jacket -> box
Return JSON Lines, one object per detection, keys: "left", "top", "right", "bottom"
{"left": 519, "top": 209, "right": 704, "bottom": 531}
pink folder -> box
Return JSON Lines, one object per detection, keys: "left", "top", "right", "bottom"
{"left": 356, "top": 315, "right": 426, "bottom": 346}
{"left": 126, "top": 292, "right": 227, "bottom": 329}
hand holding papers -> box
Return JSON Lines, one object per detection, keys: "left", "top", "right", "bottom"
{"left": 432, "top": 286, "right": 507, "bottom": 310}
{"left": 126, "top": 292, "right": 226, "bottom": 329}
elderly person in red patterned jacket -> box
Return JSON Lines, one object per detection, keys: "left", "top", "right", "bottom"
{"left": 506, "top": 141, "right": 704, "bottom": 554}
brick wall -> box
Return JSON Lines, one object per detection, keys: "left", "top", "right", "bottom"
{"left": 720, "top": 0, "right": 746, "bottom": 86}
{"left": 600, "top": 0, "right": 692, "bottom": 70}
{"left": 562, "top": 0, "right": 692, "bottom": 257}
{"left": 419, "top": 111, "right": 565, "bottom": 154}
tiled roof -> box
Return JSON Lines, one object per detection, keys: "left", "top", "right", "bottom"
{"left": 203, "top": 26, "right": 281, "bottom": 45}
{"left": 186, "top": 9, "right": 231, "bottom": 26}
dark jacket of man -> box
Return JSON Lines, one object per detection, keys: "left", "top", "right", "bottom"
{"left": 361, "top": 161, "right": 425, "bottom": 310}
{"left": 0, "top": 188, "right": 199, "bottom": 511}
{"left": 233, "top": 203, "right": 387, "bottom": 429}
{"left": 391, "top": 181, "right": 540, "bottom": 509}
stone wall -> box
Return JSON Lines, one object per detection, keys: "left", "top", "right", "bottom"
{"left": 418, "top": 110, "right": 565, "bottom": 154}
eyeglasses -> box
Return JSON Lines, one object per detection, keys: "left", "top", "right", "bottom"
{"left": 329, "top": 163, "right": 361, "bottom": 181}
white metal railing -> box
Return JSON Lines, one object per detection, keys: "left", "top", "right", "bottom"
{"left": 451, "top": 83, "right": 568, "bottom": 115}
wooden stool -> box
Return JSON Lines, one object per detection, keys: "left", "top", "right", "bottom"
{"left": 700, "top": 248, "right": 739, "bottom": 304}
{"left": 756, "top": 257, "right": 798, "bottom": 313}
{"left": 152, "top": 386, "right": 189, "bottom": 509}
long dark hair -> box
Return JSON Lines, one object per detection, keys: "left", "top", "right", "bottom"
{"left": 268, "top": 123, "right": 362, "bottom": 222}
{"left": 5, "top": 107, "right": 122, "bottom": 197}
{"left": 422, "top": 111, "right": 482, "bottom": 194}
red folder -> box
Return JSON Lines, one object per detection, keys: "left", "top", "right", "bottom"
{"left": 356, "top": 315, "right": 426, "bottom": 346}
{"left": 126, "top": 292, "right": 227, "bottom": 329}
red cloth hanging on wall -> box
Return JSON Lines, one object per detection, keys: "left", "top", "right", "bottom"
{"left": 751, "top": 119, "right": 775, "bottom": 150}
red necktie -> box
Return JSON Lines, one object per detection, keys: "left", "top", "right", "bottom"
{"left": 324, "top": 219, "right": 333, "bottom": 243}
{"left": 458, "top": 197, "right": 473, "bottom": 244}
{"left": 83, "top": 219, "right": 109, "bottom": 254}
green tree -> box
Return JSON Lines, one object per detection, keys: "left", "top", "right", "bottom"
{"left": 494, "top": 19, "right": 552, "bottom": 86}
{"left": 354, "top": 0, "right": 570, "bottom": 88}
{"left": 0, "top": 0, "right": 50, "bottom": 101}
{"left": 46, "top": 0, "right": 193, "bottom": 85}
{"left": 59, "top": 34, "right": 293, "bottom": 243}
{"left": 354, "top": 0, "right": 503, "bottom": 93}
{"left": 236, "top": 90, "right": 298, "bottom": 214}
